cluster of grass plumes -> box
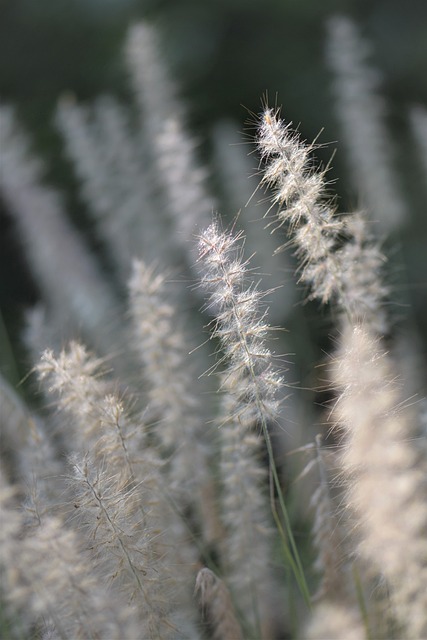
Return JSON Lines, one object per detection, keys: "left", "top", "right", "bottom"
{"left": 1, "top": 16, "right": 427, "bottom": 640}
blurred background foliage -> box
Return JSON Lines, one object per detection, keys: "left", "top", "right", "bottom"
{"left": 1, "top": 0, "right": 427, "bottom": 386}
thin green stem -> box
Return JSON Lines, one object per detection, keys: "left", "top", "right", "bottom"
{"left": 352, "top": 563, "right": 372, "bottom": 640}
{"left": 262, "top": 416, "right": 312, "bottom": 608}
